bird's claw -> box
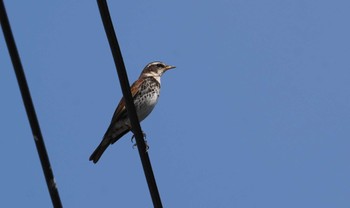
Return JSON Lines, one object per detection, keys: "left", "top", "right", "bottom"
{"left": 131, "top": 132, "right": 149, "bottom": 152}
{"left": 131, "top": 132, "right": 146, "bottom": 143}
{"left": 132, "top": 141, "right": 149, "bottom": 150}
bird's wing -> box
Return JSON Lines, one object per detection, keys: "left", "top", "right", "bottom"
{"left": 109, "top": 78, "right": 143, "bottom": 124}
{"left": 91, "top": 79, "right": 144, "bottom": 162}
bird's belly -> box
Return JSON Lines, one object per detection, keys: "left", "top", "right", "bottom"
{"left": 135, "top": 91, "right": 159, "bottom": 122}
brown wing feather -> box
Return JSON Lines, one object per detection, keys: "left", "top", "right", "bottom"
{"left": 109, "top": 78, "right": 144, "bottom": 124}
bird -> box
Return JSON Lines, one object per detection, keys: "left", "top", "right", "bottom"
{"left": 89, "top": 61, "right": 175, "bottom": 163}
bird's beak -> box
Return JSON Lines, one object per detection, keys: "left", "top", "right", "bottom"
{"left": 165, "top": 65, "right": 176, "bottom": 71}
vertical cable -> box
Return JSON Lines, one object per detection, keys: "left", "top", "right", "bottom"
{"left": 96, "top": 1, "right": 163, "bottom": 207}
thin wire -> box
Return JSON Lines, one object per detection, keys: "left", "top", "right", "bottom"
{"left": 96, "top": 1, "right": 163, "bottom": 207}
{"left": 0, "top": 1, "right": 63, "bottom": 207}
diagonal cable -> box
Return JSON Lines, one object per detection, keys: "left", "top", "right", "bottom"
{"left": 0, "top": 1, "right": 63, "bottom": 207}
{"left": 96, "top": 1, "right": 163, "bottom": 207}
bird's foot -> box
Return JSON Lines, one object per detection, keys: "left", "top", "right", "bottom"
{"left": 131, "top": 132, "right": 146, "bottom": 143}
{"left": 131, "top": 132, "right": 149, "bottom": 152}
{"left": 132, "top": 140, "right": 149, "bottom": 152}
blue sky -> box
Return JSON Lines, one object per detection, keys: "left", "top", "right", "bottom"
{"left": 1, "top": 0, "right": 349, "bottom": 207}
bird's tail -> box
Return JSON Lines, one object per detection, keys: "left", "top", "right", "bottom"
{"left": 89, "top": 129, "right": 129, "bottom": 163}
{"left": 89, "top": 141, "right": 109, "bottom": 164}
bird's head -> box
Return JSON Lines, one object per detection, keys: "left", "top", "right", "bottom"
{"left": 140, "top": 61, "right": 175, "bottom": 79}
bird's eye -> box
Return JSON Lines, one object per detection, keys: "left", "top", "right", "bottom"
{"left": 156, "top": 64, "right": 164, "bottom": 68}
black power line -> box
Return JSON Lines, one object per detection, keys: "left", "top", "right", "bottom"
{"left": 0, "top": 1, "right": 63, "bottom": 207}
{"left": 96, "top": 1, "right": 163, "bottom": 207}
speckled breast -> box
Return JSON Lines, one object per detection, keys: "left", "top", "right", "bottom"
{"left": 134, "top": 77, "right": 161, "bottom": 122}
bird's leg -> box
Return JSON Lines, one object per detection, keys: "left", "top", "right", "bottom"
{"left": 131, "top": 132, "right": 149, "bottom": 151}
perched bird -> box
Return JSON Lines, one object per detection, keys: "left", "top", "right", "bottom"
{"left": 89, "top": 61, "right": 175, "bottom": 163}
